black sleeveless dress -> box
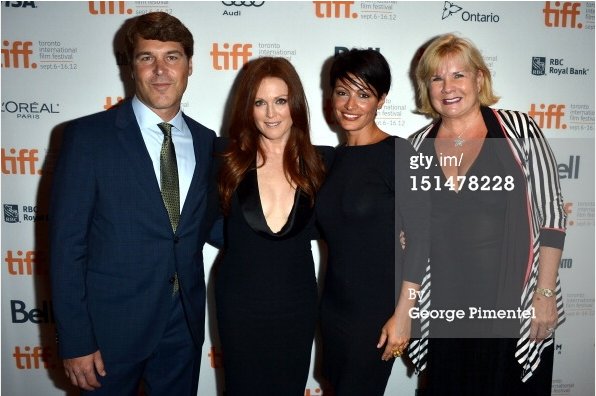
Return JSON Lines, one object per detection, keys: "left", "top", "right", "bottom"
{"left": 215, "top": 143, "right": 333, "bottom": 396}
{"left": 316, "top": 137, "right": 430, "bottom": 395}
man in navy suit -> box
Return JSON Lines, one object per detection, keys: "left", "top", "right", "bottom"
{"left": 50, "top": 12, "right": 216, "bottom": 395}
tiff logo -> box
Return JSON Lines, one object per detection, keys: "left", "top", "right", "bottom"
{"left": 104, "top": 96, "right": 124, "bottom": 110}
{"left": 210, "top": 43, "right": 252, "bottom": 70}
{"left": 5, "top": 250, "right": 46, "bottom": 275}
{"left": 313, "top": 1, "right": 357, "bottom": 18}
{"left": 88, "top": 1, "right": 132, "bottom": 14}
{"left": 13, "top": 346, "right": 53, "bottom": 369}
{"left": 528, "top": 104, "right": 566, "bottom": 129}
{"left": 543, "top": 1, "right": 582, "bottom": 28}
{"left": 1, "top": 40, "right": 36, "bottom": 68}
{"left": 1, "top": 148, "right": 41, "bottom": 175}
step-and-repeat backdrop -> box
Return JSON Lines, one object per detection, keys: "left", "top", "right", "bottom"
{"left": 2, "top": 1, "right": 594, "bottom": 395}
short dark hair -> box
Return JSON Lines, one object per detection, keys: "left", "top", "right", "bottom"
{"left": 329, "top": 49, "right": 391, "bottom": 98}
{"left": 125, "top": 12, "right": 193, "bottom": 62}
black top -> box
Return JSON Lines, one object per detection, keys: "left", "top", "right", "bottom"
{"left": 316, "top": 136, "right": 430, "bottom": 315}
{"left": 315, "top": 136, "right": 430, "bottom": 394}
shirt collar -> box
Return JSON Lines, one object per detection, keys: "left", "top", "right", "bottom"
{"left": 132, "top": 95, "right": 184, "bottom": 133}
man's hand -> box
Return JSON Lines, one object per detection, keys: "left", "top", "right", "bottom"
{"left": 63, "top": 350, "right": 106, "bottom": 391}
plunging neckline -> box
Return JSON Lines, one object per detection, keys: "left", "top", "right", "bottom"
{"left": 256, "top": 171, "right": 299, "bottom": 234}
{"left": 236, "top": 167, "right": 311, "bottom": 240}
{"left": 433, "top": 133, "right": 488, "bottom": 194}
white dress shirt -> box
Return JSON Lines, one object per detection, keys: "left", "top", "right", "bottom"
{"left": 132, "top": 96, "right": 196, "bottom": 213}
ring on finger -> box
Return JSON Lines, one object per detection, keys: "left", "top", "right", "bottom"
{"left": 391, "top": 348, "right": 402, "bottom": 358}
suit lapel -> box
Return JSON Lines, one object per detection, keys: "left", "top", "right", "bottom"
{"left": 115, "top": 100, "right": 167, "bottom": 211}
{"left": 179, "top": 114, "right": 210, "bottom": 226}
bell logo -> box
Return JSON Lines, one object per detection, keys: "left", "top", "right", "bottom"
{"left": 88, "top": 1, "right": 133, "bottom": 15}
{"left": 335, "top": 46, "right": 380, "bottom": 56}
{"left": 210, "top": 43, "right": 252, "bottom": 70}
{"left": 313, "top": 1, "right": 357, "bottom": 18}
{"left": 104, "top": 96, "right": 124, "bottom": 110}
{"left": 528, "top": 104, "right": 566, "bottom": 129}
{"left": 1, "top": 148, "right": 41, "bottom": 175}
{"left": 1, "top": 40, "right": 36, "bottom": 69}
{"left": 13, "top": 346, "right": 53, "bottom": 369}
{"left": 11, "top": 300, "right": 55, "bottom": 323}
{"left": 543, "top": 2, "right": 582, "bottom": 28}
{"left": 558, "top": 155, "right": 580, "bottom": 179}
{"left": 5, "top": 250, "right": 46, "bottom": 275}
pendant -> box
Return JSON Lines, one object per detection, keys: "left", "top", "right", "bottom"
{"left": 454, "top": 135, "right": 465, "bottom": 147}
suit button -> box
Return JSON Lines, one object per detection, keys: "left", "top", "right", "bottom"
{"left": 169, "top": 276, "right": 176, "bottom": 284}
{"left": 174, "top": 236, "right": 179, "bottom": 244}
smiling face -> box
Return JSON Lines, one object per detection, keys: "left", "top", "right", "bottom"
{"left": 428, "top": 54, "right": 483, "bottom": 121}
{"left": 332, "top": 75, "right": 385, "bottom": 134}
{"left": 253, "top": 77, "right": 293, "bottom": 144}
{"left": 132, "top": 37, "right": 192, "bottom": 121}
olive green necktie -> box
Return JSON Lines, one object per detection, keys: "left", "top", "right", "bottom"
{"left": 158, "top": 122, "right": 179, "bottom": 294}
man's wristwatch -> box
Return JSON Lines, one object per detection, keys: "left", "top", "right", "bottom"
{"left": 535, "top": 287, "right": 555, "bottom": 297}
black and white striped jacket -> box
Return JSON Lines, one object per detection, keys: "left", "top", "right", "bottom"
{"left": 407, "top": 107, "right": 567, "bottom": 382}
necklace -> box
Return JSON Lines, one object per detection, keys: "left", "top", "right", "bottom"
{"left": 453, "top": 133, "right": 465, "bottom": 147}
{"left": 440, "top": 124, "right": 470, "bottom": 147}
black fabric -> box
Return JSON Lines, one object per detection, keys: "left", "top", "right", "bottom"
{"left": 419, "top": 106, "right": 549, "bottom": 392}
{"left": 215, "top": 141, "right": 333, "bottom": 395}
{"left": 424, "top": 338, "right": 554, "bottom": 396}
{"left": 316, "top": 136, "right": 430, "bottom": 395}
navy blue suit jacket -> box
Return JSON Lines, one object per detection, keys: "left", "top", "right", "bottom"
{"left": 50, "top": 99, "right": 216, "bottom": 362}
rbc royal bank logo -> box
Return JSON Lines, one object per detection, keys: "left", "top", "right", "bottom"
{"left": 532, "top": 57, "right": 546, "bottom": 75}
{"left": 4, "top": 204, "right": 19, "bottom": 223}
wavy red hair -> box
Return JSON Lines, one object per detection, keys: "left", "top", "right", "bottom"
{"left": 219, "top": 57, "right": 326, "bottom": 215}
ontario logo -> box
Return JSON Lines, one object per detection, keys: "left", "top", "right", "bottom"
{"left": 441, "top": 1, "right": 500, "bottom": 22}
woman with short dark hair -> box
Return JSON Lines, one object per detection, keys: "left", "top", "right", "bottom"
{"left": 316, "top": 49, "right": 430, "bottom": 395}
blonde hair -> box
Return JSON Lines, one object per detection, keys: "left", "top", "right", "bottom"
{"left": 415, "top": 33, "right": 499, "bottom": 119}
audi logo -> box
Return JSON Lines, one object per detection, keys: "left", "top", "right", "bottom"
{"left": 222, "top": 1, "right": 265, "bottom": 7}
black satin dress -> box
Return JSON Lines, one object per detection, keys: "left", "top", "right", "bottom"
{"left": 215, "top": 145, "right": 333, "bottom": 396}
